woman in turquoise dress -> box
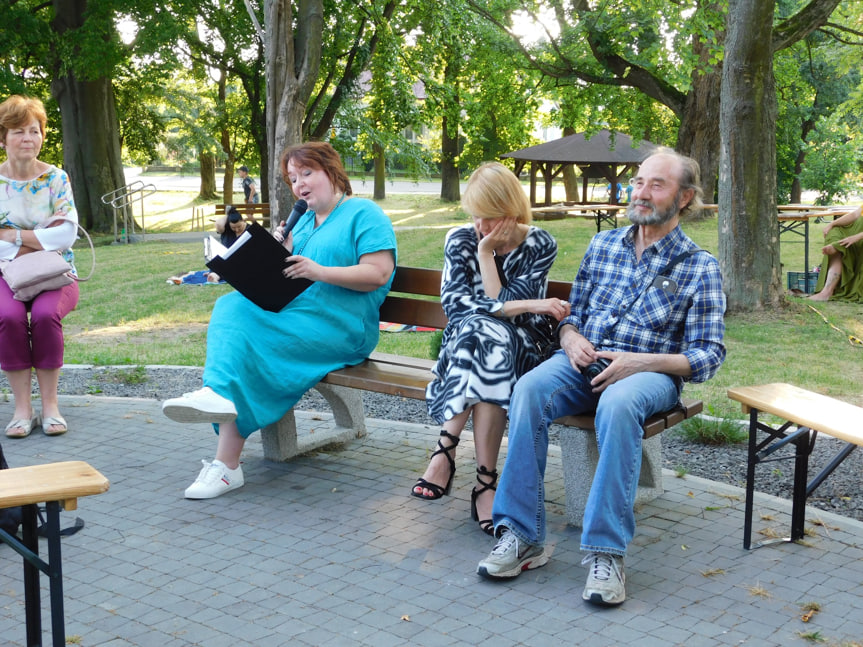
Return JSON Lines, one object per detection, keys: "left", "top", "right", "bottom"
{"left": 809, "top": 205, "right": 863, "bottom": 302}
{"left": 163, "top": 142, "right": 396, "bottom": 499}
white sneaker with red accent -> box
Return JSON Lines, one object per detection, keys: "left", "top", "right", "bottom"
{"left": 162, "top": 387, "right": 237, "bottom": 424}
{"left": 184, "top": 459, "right": 244, "bottom": 499}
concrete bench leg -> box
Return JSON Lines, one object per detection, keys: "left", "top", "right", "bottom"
{"left": 261, "top": 383, "right": 367, "bottom": 462}
{"left": 560, "top": 427, "right": 664, "bottom": 527}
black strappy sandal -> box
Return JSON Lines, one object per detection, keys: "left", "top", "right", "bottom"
{"left": 470, "top": 465, "right": 499, "bottom": 535}
{"left": 411, "top": 430, "right": 459, "bottom": 500}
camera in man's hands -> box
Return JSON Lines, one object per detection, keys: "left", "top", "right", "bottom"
{"left": 579, "top": 357, "right": 611, "bottom": 381}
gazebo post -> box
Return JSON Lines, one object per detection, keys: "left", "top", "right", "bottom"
{"left": 544, "top": 163, "right": 554, "bottom": 205}
{"left": 530, "top": 161, "right": 538, "bottom": 206}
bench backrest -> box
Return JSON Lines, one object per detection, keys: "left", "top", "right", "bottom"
{"left": 215, "top": 203, "right": 271, "bottom": 228}
{"left": 381, "top": 265, "right": 572, "bottom": 330}
{"left": 215, "top": 203, "right": 271, "bottom": 216}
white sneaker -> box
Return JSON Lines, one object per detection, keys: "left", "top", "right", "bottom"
{"left": 184, "top": 459, "right": 244, "bottom": 499}
{"left": 582, "top": 552, "right": 626, "bottom": 606}
{"left": 162, "top": 387, "right": 237, "bottom": 424}
{"left": 476, "top": 529, "right": 548, "bottom": 580}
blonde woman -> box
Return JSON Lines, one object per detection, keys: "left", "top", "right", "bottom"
{"left": 411, "top": 162, "right": 570, "bottom": 534}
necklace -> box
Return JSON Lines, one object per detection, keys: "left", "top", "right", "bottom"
{"left": 297, "top": 192, "right": 348, "bottom": 256}
{"left": 328, "top": 191, "right": 347, "bottom": 216}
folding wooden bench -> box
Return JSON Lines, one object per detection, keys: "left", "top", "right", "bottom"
{"left": 728, "top": 383, "right": 863, "bottom": 549}
{"left": 0, "top": 461, "right": 109, "bottom": 647}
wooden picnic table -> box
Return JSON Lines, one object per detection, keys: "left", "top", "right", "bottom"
{"left": 531, "top": 203, "right": 628, "bottom": 233}
{"left": 778, "top": 207, "right": 852, "bottom": 288}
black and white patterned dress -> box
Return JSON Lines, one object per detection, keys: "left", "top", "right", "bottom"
{"left": 426, "top": 224, "right": 559, "bottom": 424}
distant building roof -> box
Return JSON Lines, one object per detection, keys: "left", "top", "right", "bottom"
{"left": 501, "top": 130, "right": 658, "bottom": 206}
{"left": 502, "top": 129, "right": 656, "bottom": 164}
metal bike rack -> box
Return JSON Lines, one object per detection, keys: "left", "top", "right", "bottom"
{"left": 101, "top": 180, "right": 157, "bottom": 243}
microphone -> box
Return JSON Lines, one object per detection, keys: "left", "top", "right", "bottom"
{"left": 279, "top": 199, "right": 308, "bottom": 240}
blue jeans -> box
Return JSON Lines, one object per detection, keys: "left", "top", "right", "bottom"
{"left": 492, "top": 349, "right": 679, "bottom": 556}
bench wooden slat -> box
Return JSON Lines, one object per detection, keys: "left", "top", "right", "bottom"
{"left": 0, "top": 461, "right": 110, "bottom": 510}
{"left": 390, "top": 266, "right": 442, "bottom": 296}
{"left": 554, "top": 398, "right": 702, "bottom": 439}
{"left": 368, "top": 351, "right": 437, "bottom": 371}
{"left": 547, "top": 280, "right": 571, "bottom": 300}
{"left": 728, "top": 383, "right": 863, "bottom": 446}
{"left": 379, "top": 296, "right": 448, "bottom": 330}
{"left": 214, "top": 203, "right": 270, "bottom": 216}
{"left": 323, "top": 359, "right": 432, "bottom": 399}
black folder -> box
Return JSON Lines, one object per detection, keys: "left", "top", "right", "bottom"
{"left": 206, "top": 222, "right": 313, "bottom": 312}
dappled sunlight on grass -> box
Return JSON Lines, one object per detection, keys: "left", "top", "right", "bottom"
{"left": 70, "top": 320, "right": 207, "bottom": 342}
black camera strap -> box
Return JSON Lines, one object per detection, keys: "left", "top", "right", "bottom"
{"left": 610, "top": 248, "right": 703, "bottom": 327}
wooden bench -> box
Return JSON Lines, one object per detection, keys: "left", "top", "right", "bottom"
{"left": 0, "top": 461, "right": 110, "bottom": 647}
{"left": 260, "top": 266, "right": 703, "bottom": 524}
{"left": 215, "top": 203, "right": 271, "bottom": 229}
{"left": 728, "top": 383, "right": 863, "bottom": 549}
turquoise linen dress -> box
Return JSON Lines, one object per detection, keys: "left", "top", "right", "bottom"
{"left": 203, "top": 197, "right": 397, "bottom": 438}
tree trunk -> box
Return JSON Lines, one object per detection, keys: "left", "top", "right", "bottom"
{"left": 198, "top": 151, "right": 218, "bottom": 200}
{"left": 790, "top": 115, "right": 816, "bottom": 203}
{"left": 50, "top": 2, "right": 125, "bottom": 233}
{"left": 719, "top": 0, "right": 781, "bottom": 312}
{"left": 265, "top": 0, "right": 322, "bottom": 227}
{"left": 440, "top": 59, "right": 461, "bottom": 203}
{"left": 218, "top": 65, "right": 236, "bottom": 204}
{"left": 373, "top": 142, "right": 386, "bottom": 200}
{"left": 440, "top": 112, "right": 461, "bottom": 202}
{"left": 247, "top": 40, "right": 268, "bottom": 202}
{"left": 220, "top": 129, "right": 236, "bottom": 204}
{"left": 676, "top": 38, "right": 723, "bottom": 207}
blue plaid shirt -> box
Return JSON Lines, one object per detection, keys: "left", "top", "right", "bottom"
{"left": 560, "top": 224, "right": 726, "bottom": 385}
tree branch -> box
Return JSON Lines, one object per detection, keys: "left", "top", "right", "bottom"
{"left": 467, "top": 0, "right": 687, "bottom": 116}
{"left": 771, "top": 0, "right": 843, "bottom": 52}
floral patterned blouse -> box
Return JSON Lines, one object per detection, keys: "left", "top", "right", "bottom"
{"left": 0, "top": 164, "right": 78, "bottom": 264}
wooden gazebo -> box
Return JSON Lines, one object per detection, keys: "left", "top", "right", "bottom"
{"left": 501, "top": 130, "right": 657, "bottom": 206}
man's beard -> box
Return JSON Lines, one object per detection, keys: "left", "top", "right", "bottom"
{"left": 626, "top": 192, "right": 680, "bottom": 226}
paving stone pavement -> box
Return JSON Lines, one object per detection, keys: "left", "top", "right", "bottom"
{"left": 1, "top": 395, "right": 862, "bottom": 647}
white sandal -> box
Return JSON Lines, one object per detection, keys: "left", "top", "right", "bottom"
{"left": 5, "top": 413, "right": 36, "bottom": 438}
{"left": 39, "top": 414, "right": 68, "bottom": 436}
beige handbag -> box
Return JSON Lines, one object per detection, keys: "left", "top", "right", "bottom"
{"left": 0, "top": 226, "right": 94, "bottom": 301}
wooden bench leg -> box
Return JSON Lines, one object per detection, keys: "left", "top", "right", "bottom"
{"left": 261, "top": 383, "right": 367, "bottom": 462}
{"left": 559, "top": 428, "right": 664, "bottom": 527}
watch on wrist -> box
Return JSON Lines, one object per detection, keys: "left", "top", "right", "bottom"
{"left": 14, "top": 229, "right": 22, "bottom": 247}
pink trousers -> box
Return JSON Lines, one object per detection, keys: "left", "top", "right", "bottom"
{"left": 0, "top": 278, "right": 79, "bottom": 371}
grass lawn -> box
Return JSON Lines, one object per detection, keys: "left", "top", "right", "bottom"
{"left": 64, "top": 186, "right": 863, "bottom": 421}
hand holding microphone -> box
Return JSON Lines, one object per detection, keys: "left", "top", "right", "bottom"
{"left": 276, "top": 199, "right": 308, "bottom": 247}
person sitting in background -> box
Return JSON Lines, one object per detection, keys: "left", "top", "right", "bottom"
{"left": 0, "top": 94, "right": 80, "bottom": 438}
{"left": 161, "top": 141, "right": 396, "bottom": 499}
{"left": 412, "top": 162, "right": 569, "bottom": 535}
{"left": 220, "top": 206, "right": 248, "bottom": 248}
{"left": 808, "top": 205, "right": 863, "bottom": 302}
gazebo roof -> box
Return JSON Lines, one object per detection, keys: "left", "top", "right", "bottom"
{"left": 502, "top": 129, "right": 656, "bottom": 164}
